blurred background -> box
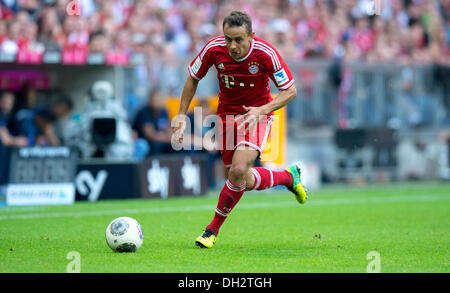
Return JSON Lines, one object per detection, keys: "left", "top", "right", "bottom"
{"left": 0, "top": 0, "right": 449, "bottom": 204}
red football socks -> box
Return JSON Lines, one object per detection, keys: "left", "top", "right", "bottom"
{"left": 206, "top": 179, "right": 246, "bottom": 236}
{"left": 205, "top": 168, "right": 293, "bottom": 236}
{"left": 249, "top": 167, "right": 293, "bottom": 190}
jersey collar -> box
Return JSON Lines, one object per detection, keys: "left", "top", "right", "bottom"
{"left": 231, "top": 38, "right": 254, "bottom": 62}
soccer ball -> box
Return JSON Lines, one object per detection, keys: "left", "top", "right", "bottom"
{"left": 105, "top": 217, "right": 144, "bottom": 252}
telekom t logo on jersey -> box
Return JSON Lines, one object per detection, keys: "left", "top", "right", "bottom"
{"left": 220, "top": 74, "right": 235, "bottom": 89}
{"left": 66, "top": 0, "right": 81, "bottom": 17}
{"left": 220, "top": 74, "right": 256, "bottom": 89}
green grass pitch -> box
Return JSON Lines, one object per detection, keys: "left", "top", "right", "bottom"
{"left": 0, "top": 182, "right": 448, "bottom": 273}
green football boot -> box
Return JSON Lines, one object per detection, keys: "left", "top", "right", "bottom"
{"left": 285, "top": 164, "right": 308, "bottom": 204}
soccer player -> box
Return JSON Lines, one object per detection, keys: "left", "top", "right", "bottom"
{"left": 172, "top": 10, "right": 307, "bottom": 248}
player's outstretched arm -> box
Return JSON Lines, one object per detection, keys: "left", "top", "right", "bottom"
{"left": 178, "top": 75, "right": 199, "bottom": 116}
{"left": 172, "top": 75, "right": 199, "bottom": 143}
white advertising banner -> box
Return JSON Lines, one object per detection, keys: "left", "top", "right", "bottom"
{"left": 6, "top": 183, "right": 75, "bottom": 206}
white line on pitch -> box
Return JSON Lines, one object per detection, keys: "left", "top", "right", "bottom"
{"left": 0, "top": 194, "right": 448, "bottom": 221}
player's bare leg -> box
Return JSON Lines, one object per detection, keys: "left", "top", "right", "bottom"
{"left": 226, "top": 166, "right": 255, "bottom": 190}
{"left": 224, "top": 162, "right": 255, "bottom": 190}
{"left": 228, "top": 145, "right": 259, "bottom": 186}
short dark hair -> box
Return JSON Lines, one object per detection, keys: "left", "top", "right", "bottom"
{"left": 222, "top": 10, "right": 252, "bottom": 35}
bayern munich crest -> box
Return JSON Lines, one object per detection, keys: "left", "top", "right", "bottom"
{"left": 248, "top": 63, "right": 259, "bottom": 74}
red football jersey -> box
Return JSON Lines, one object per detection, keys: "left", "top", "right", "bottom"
{"left": 188, "top": 36, "right": 295, "bottom": 116}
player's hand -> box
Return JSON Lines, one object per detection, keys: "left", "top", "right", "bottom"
{"left": 171, "top": 114, "right": 187, "bottom": 144}
{"left": 235, "top": 105, "right": 264, "bottom": 136}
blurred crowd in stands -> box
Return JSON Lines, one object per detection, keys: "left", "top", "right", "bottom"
{"left": 1, "top": 0, "right": 449, "bottom": 186}
{"left": 1, "top": 0, "right": 450, "bottom": 148}
{"left": 1, "top": 0, "right": 449, "bottom": 151}
{"left": 0, "top": 83, "right": 72, "bottom": 148}
{"left": 0, "top": 0, "right": 448, "bottom": 64}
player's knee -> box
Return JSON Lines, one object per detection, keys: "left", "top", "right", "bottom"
{"left": 228, "top": 163, "right": 248, "bottom": 182}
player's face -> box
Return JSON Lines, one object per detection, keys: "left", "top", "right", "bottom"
{"left": 223, "top": 24, "right": 254, "bottom": 60}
